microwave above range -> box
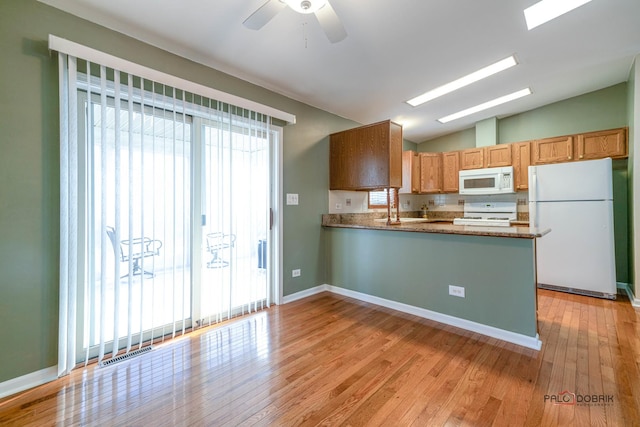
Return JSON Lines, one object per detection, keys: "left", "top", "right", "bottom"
{"left": 459, "top": 166, "right": 515, "bottom": 195}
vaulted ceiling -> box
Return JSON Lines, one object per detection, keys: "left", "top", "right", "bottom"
{"left": 39, "top": 0, "right": 640, "bottom": 142}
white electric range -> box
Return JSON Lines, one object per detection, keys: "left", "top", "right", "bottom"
{"left": 452, "top": 201, "right": 517, "bottom": 227}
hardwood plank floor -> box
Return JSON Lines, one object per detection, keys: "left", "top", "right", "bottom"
{"left": 1, "top": 289, "right": 639, "bottom": 426}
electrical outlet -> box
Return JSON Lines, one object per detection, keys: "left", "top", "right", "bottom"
{"left": 286, "top": 193, "right": 299, "bottom": 205}
{"left": 292, "top": 269, "right": 301, "bottom": 277}
{"left": 346, "top": 198, "right": 351, "bottom": 207}
{"left": 449, "top": 285, "right": 465, "bottom": 298}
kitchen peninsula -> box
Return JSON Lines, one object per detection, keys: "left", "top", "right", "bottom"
{"left": 322, "top": 214, "right": 550, "bottom": 350}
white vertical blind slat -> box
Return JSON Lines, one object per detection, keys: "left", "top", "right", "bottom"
{"left": 138, "top": 78, "right": 146, "bottom": 349}
{"left": 98, "top": 65, "right": 108, "bottom": 365}
{"left": 112, "top": 69, "right": 122, "bottom": 359}
{"left": 66, "top": 56, "right": 79, "bottom": 375}
{"left": 171, "top": 87, "right": 178, "bottom": 339}
{"left": 84, "top": 59, "right": 96, "bottom": 367}
{"left": 126, "top": 73, "right": 135, "bottom": 353}
{"left": 57, "top": 52, "right": 71, "bottom": 377}
{"left": 149, "top": 82, "right": 157, "bottom": 345}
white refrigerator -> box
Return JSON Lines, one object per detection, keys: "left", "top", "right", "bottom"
{"left": 528, "top": 158, "right": 616, "bottom": 299}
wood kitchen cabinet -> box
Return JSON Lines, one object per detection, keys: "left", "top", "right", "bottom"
{"left": 576, "top": 128, "right": 627, "bottom": 160}
{"left": 532, "top": 136, "right": 574, "bottom": 164}
{"left": 512, "top": 141, "right": 531, "bottom": 191}
{"left": 330, "top": 120, "right": 403, "bottom": 190}
{"left": 442, "top": 151, "right": 460, "bottom": 193}
{"left": 399, "top": 150, "right": 420, "bottom": 194}
{"left": 485, "top": 144, "right": 512, "bottom": 168}
{"left": 460, "top": 148, "right": 485, "bottom": 170}
{"left": 419, "top": 152, "right": 442, "bottom": 193}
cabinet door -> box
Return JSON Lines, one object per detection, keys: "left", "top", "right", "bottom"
{"left": 512, "top": 142, "right": 531, "bottom": 191}
{"left": 388, "top": 122, "right": 404, "bottom": 188}
{"left": 532, "top": 136, "right": 574, "bottom": 164}
{"left": 399, "top": 150, "right": 414, "bottom": 194}
{"left": 329, "top": 132, "right": 352, "bottom": 189}
{"left": 419, "top": 153, "right": 442, "bottom": 193}
{"left": 442, "top": 151, "right": 460, "bottom": 193}
{"left": 460, "top": 148, "right": 484, "bottom": 170}
{"left": 576, "top": 128, "right": 627, "bottom": 160}
{"left": 485, "top": 144, "right": 512, "bottom": 168}
{"left": 357, "top": 123, "right": 391, "bottom": 189}
{"left": 411, "top": 152, "right": 421, "bottom": 193}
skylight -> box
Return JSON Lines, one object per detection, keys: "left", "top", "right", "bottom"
{"left": 437, "top": 88, "right": 532, "bottom": 124}
{"left": 406, "top": 56, "right": 518, "bottom": 107}
{"left": 524, "top": 0, "right": 593, "bottom": 30}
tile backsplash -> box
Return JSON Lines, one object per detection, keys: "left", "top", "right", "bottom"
{"left": 328, "top": 190, "right": 529, "bottom": 215}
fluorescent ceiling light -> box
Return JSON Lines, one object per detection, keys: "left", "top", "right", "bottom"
{"left": 406, "top": 56, "right": 518, "bottom": 107}
{"left": 524, "top": 0, "right": 593, "bottom": 30}
{"left": 437, "top": 88, "right": 532, "bottom": 124}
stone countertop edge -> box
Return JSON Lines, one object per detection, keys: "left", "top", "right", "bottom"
{"left": 321, "top": 215, "right": 550, "bottom": 239}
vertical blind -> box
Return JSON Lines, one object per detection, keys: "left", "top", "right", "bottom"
{"left": 55, "top": 37, "right": 286, "bottom": 376}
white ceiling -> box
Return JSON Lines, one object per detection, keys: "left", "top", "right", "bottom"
{"left": 39, "top": 0, "right": 640, "bottom": 142}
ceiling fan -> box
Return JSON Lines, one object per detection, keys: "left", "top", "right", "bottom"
{"left": 243, "top": 0, "right": 347, "bottom": 43}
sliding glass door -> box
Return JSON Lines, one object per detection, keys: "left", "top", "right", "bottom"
{"left": 76, "top": 86, "right": 277, "bottom": 366}
{"left": 196, "top": 115, "right": 272, "bottom": 325}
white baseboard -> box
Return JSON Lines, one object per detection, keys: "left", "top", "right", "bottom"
{"left": 285, "top": 284, "right": 541, "bottom": 350}
{"left": 0, "top": 366, "right": 57, "bottom": 400}
{"left": 281, "top": 285, "right": 329, "bottom": 304}
{"left": 617, "top": 282, "right": 640, "bottom": 308}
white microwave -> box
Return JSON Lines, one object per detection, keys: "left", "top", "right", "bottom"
{"left": 459, "top": 166, "right": 515, "bottom": 195}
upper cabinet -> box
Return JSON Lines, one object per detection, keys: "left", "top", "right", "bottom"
{"left": 400, "top": 150, "right": 420, "bottom": 194}
{"left": 512, "top": 142, "right": 531, "bottom": 191}
{"left": 442, "top": 151, "right": 460, "bottom": 193}
{"left": 532, "top": 136, "right": 574, "bottom": 164}
{"left": 460, "top": 148, "right": 484, "bottom": 170}
{"left": 330, "top": 120, "right": 403, "bottom": 190}
{"left": 419, "top": 153, "right": 442, "bottom": 193}
{"left": 576, "top": 128, "right": 627, "bottom": 160}
{"left": 485, "top": 144, "right": 512, "bottom": 168}
{"left": 331, "top": 125, "right": 627, "bottom": 195}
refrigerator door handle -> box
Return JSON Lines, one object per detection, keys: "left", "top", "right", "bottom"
{"left": 529, "top": 168, "right": 538, "bottom": 228}
{"left": 530, "top": 169, "right": 537, "bottom": 202}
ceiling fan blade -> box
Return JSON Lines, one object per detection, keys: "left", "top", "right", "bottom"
{"left": 243, "top": 0, "right": 287, "bottom": 30}
{"left": 315, "top": 1, "right": 347, "bottom": 43}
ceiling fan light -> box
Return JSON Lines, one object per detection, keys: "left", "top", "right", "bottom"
{"left": 283, "top": 0, "right": 328, "bottom": 14}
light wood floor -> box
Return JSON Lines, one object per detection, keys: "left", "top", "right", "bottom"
{"left": 1, "top": 289, "right": 639, "bottom": 426}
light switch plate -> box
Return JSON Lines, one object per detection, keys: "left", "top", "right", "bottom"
{"left": 286, "top": 193, "right": 299, "bottom": 205}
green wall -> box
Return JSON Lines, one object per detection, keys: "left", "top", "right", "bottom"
{"left": 0, "top": 0, "right": 358, "bottom": 383}
{"left": 499, "top": 83, "right": 628, "bottom": 144}
{"left": 417, "top": 127, "right": 475, "bottom": 152}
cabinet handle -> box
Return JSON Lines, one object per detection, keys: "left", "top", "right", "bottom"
{"left": 568, "top": 156, "right": 572, "bottom": 160}
{"left": 579, "top": 155, "right": 583, "bottom": 159}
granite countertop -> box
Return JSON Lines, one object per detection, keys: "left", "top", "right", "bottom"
{"left": 322, "top": 214, "right": 549, "bottom": 239}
